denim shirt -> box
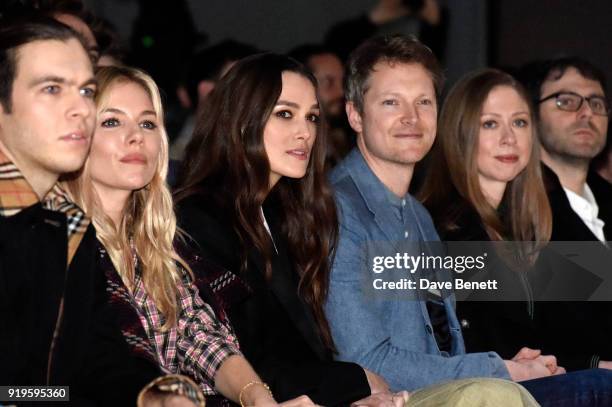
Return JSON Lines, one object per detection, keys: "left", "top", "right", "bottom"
{"left": 326, "top": 148, "right": 510, "bottom": 391}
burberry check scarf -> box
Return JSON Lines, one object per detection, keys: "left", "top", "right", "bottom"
{"left": 0, "top": 150, "right": 90, "bottom": 266}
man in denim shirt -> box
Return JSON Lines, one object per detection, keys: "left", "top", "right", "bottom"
{"left": 327, "top": 35, "right": 612, "bottom": 406}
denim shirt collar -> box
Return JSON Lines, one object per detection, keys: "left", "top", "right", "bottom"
{"left": 342, "top": 147, "right": 410, "bottom": 218}
{"left": 341, "top": 147, "right": 424, "bottom": 245}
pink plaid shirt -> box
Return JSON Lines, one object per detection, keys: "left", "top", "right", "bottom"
{"left": 131, "top": 264, "right": 241, "bottom": 395}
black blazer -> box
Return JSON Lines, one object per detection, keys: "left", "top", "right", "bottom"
{"left": 542, "top": 164, "right": 612, "bottom": 241}
{"left": 432, "top": 190, "right": 612, "bottom": 371}
{"left": 435, "top": 204, "right": 541, "bottom": 361}
{"left": 176, "top": 193, "right": 370, "bottom": 406}
{"left": 535, "top": 164, "right": 612, "bottom": 370}
{"left": 0, "top": 204, "right": 158, "bottom": 405}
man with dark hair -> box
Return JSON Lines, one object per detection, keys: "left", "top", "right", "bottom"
{"left": 522, "top": 57, "right": 610, "bottom": 243}
{"left": 0, "top": 13, "right": 97, "bottom": 386}
{"left": 171, "top": 40, "right": 257, "bottom": 161}
{"left": 290, "top": 44, "right": 353, "bottom": 169}
{"left": 34, "top": 0, "right": 100, "bottom": 64}
{"left": 327, "top": 35, "right": 612, "bottom": 405}
{"left": 519, "top": 57, "right": 612, "bottom": 373}
{"left": 0, "top": 16, "right": 168, "bottom": 404}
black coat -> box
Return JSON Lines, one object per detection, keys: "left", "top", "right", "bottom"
{"left": 433, "top": 179, "right": 612, "bottom": 371}
{"left": 534, "top": 164, "right": 612, "bottom": 370}
{"left": 176, "top": 193, "right": 370, "bottom": 406}
{"left": 436, "top": 206, "right": 541, "bottom": 361}
{"left": 542, "top": 164, "right": 612, "bottom": 241}
{"left": 0, "top": 203, "right": 160, "bottom": 405}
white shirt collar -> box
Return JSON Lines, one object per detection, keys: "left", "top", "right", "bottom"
{"left": 563, "top": 183, "right": 607, "bottom": 243}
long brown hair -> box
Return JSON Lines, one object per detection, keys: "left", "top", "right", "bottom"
{"left": 175, "top": 53, "right": 338, "bottom": 349}
{"left": 420, "top": 69, "right": 551, "bottom": 261}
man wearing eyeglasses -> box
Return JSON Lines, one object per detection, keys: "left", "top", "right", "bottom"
{"left": 524, "top": 57, "right": 610, "bottom": 244}
{"left": 520, "top": 57, "right": 612, "bottom": 373}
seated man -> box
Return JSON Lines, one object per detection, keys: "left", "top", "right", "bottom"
{"left": 326, "top": 35, "right": 612, "bottom": 406}
{"left": 0, "top": 15, "right": 199, "bottom": 405}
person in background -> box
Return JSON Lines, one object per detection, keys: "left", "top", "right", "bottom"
{"left": 35, "top": 0, "right": 100, "bottom": 64}
{"left": 518, "top": 57, "right": 612, "bottom": 373}
{"left": 290, "top": 44, "right": 354, "bottom": 169}
{"left": 171, "top": 40, "right": 258, "bottom": 162}
{"left": 325, "top": 0, "right": 445, "bottom": 62}
{"left": 93, "top": 17, "right": 126, "bottom": 67}
{"left": 520, "top": 57, "right": 610, "bottom": 243}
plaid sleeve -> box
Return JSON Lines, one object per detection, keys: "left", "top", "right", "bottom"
{"left": 175, "top": 275, "right": 242, "bottom": 393}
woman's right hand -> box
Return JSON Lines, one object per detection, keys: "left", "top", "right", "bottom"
{"left": 363, "top": 368, "right": 390, "bottom": 394}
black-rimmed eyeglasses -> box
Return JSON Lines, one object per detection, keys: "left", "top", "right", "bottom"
{"left": 538, "top": 91, "right": 610, "bottom": 116}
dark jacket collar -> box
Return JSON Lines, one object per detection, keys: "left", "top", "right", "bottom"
{"left": 190, "top": 193, "right": 329, "bottom": 360}
{"left": 0, "top": 150, "right": 90, "bottom": 265}
{"left": 542, "top": 163, "right": 608, "bottom": 243}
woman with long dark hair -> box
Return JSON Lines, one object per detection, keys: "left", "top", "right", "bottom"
{"left": 174, "top": 53, "right": 396, "bottom": 406}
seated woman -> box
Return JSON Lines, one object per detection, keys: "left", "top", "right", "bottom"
{"left": 174, "top": 53, "right": 383, "bottom": 406}
{"left": 65, "top": 65, "right": 313, "bottom": 407}
{"left": 420, "top": 68, "right": 612, "bottom": 404}
{"left": 420, "top": 68, "right": 551, "bottom": 358}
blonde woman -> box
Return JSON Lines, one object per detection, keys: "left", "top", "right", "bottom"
{"left": 65, "top": 65, "right": 314, "bottom": 407}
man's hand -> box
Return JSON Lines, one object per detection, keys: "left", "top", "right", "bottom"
{"left": 511, "top": 347, "right": 542, "bottom": 361}
{"left": 363, "top": 368, "right": 390, "bottom": 394}
{"left": 351, "top": 391, "right": 410, "bottom": 407}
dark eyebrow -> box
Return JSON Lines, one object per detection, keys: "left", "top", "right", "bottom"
{"left": 276, "top": 100, "right": 299, "bottom": 108}
{"left": 28, "top": 75, "right": 97, "bottom": 89}
{"left": 276, "top": 100, "right": 320, "bottom": 110}
{"left": 557, "top": 89, "right": 606, "bottom": 99}
{"left": 28, "top": 75, "right": 66, "bottom": 88}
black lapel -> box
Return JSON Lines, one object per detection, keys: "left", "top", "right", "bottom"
{"left": 543, "top": 164, "right": 602, "bottom": 241}
{"left": 587, "top": 171, "right": 612, "bottom": 241}
{"left": 254, "top": 210, "right": 328, "bottom": 360}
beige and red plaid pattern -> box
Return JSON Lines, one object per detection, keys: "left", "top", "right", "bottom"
{"left": 131, "top": 262, "right": 242, "bottom": 395}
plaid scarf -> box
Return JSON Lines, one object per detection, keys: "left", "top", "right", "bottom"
{"left": 0, "top": 150, "right": 90, "bottom": 266}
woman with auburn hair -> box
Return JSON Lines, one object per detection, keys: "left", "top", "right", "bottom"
{"left": 420, "top": 68, "right": 553, "bottom": 359}
{"left": 65, "top": 65, "right": 315, "bottom": 407}
{"left": 174, "top": 53, "right": 397, "bottom": 406}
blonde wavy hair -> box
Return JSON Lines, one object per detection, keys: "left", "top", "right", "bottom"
{"left": 65, "top": 65, "right": 190, "bottom": 329}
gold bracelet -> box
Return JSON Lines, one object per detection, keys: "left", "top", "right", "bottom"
{"left": 239, "top": 381, "right": 272, "bottom": 407}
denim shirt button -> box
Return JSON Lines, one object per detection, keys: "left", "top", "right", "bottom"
{"left": 426, "top": 325, "right": 433, "bottom": 334}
